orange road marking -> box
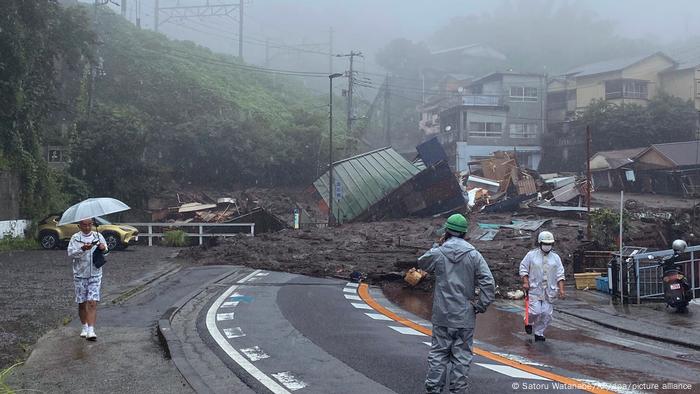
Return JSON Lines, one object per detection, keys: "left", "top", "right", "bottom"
{"left": 358, "top": 283, "right": 614, "bottom": 394}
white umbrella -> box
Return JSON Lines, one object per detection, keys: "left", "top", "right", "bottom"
{"left": 58, "top": 197, "right": 131, "bottom": 225}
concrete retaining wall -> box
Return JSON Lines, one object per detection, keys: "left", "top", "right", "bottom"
{"left": 0, "top": 220, "right": 30, "bottom": 239}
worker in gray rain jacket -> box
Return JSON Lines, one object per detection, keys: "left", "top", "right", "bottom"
{"left": 519, "top": 230, "right": 566, "bottom": 342}
{"left": 417, "top": 213, "right": 495, "bottom": 394}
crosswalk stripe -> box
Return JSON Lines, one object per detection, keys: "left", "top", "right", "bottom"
{"left": 223, "top": 327, "right": 245, "bottom": 339}
{"left": 388, "top": 326, "right": 427, "bottom": 336}
{"left": 216, "top": 312, "right": 235, "bottom": 321}
{"left": 272, "top": 372, "right": 307, "bottom": 391}
{"left": 222, "top": 301, "right": 240, "bottom": 308}
{"left": 365, "top": 313, "right": 393, "bottom": 321}
{"left": 344, "top": 294, "right": 361, "bottom": 301}
{"left": 345, "top": 282, "right": 360, "bottom": 288}
{"left": 476, "top": 363, "right": 550, "bottom": 380}
{"left": 343, "top": 287, "right": 356, "bottom": 293}
{"left": 351, "top": 302, "right": 373, "bottom": 310}
{"left": 240, "top": 346, "right": 270, "bottom": 362}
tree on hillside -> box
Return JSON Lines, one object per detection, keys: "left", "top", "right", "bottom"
{"left": 547, "top": 94, "right": 699, "bottom": 172}
{"left": 0, "top": 1, "right": 95, "bottom": 217}
{"left": 575, "top": 94, "right": 697, "bottom": 153}
{"left": 375, "top": 39, "right": 431, "bottom": 80}
{"left": 430, "top": 1, "right": 648, "bottom": 74}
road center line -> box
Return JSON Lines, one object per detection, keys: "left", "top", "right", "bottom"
{"left": 205, "top": 269, "right": 291, "bottom": 394}
{"left": 357, "top": 283, "right": 614, "bottom": 394}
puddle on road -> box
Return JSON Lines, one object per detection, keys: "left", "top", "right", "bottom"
{"left": 381, "top": 282, "right": 700, "bottom": 385}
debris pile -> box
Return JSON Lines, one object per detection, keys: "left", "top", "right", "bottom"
{"left": 148, "top": 190, "right": 295, "bottom": 234}
{"left": 461, "top": 151, "right": 590, "bottom": 215}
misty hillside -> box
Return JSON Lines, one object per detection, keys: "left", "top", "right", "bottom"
{"left": 93, "top": 9, "right": 319, "bottom": 128}
{"left": 65, "top": 8, "right": 332, "bottom": 206}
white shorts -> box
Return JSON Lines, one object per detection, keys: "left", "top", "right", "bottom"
{"left": 74, "top": 276, "right": 102, "bottom": 303}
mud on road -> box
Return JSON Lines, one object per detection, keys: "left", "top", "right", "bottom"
{"left": 0, "top": 246, "right": 183, "bottom": 370}
{"left": 182, "top": 213, "right": 586, "bottom": 294}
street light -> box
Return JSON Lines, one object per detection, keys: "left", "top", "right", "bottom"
{"left": 328, "top": 72, "right": 344, "bottom": 227}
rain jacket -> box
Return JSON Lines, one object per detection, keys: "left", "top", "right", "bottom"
{"left": 67, "top": 231, "right": 107, "bottom": 278}
{"left": 418, "top": 237, "right": 495, "bottom": 328}
{"left": 519, "top": 249, "right": 565, "bottom": 302}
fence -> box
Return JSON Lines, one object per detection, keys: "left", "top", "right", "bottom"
{"left": 125, "top": 222, "right": 255, "bottom": 246}
{"left": 614, "top": 245, "right": 699, "bottom": 304}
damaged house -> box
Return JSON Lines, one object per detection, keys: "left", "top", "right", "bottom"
{"left": 587, "top": 140, "right": 700, "bottom": 196}
{"left": 310, "top": 147, "right": 464, "bottom": 223}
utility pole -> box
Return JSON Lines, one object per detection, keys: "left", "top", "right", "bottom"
{"left": 121, "top": 0, "right": 127, "bottom": 17}
{"left": 586, "top": 125, "right": 592, "bottom": 239}
{"left": 336, "top": 51, "right": 362, "bottom": 140}
{"left": 328, "top": 27, "right": 334, "bottom": 74}
{"left": 238, "top": 0, "right": 243, "bottom": 59}
{"left": 153, "top": 0, "right": 159, "bottom": 32}
{"left": 384, "top": 74, "right": 391, "bottom": 146}
{"left": 265, "top": 38, "right": 270, "bottom": 68}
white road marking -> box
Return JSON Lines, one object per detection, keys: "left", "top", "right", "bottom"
{"left": 272, "top": 372, "right": 307, "bottom": 391}
{"left": 345, "top": 282, "right": 359, "bottom": 288}
{"left": 240, "top": 346, "right": 270, "bottom": 362}
{"left": 343, "top": 287, "right": 356, "bottom": 293}
{"left": 205, "top": 270, "right": 291, "bottom": 394}
{"left": 351, "top": 303, "right": 373, "bottom": 310}
{"left": 388, "top": 326, "right": 427, "bottom": 336}
{"left": 475, "top": 363, "right": 550, "bottom": 381}
{"left": 423, "top": 341, "right": 432, "bottom": 346}
{"left": 216, "top": 312, "right": 235, "bottom": 321}
{"left": 221, "top": 301, "right": 240, "bottom": 308}
{"left": 255, "top": 272, "right": 270, "bottom": 276}
{"left": 344, "top": 294, "right": 361, "bottom": 301}
{"left": 492, "top": 352, "right": 548, "bottom": 367}
{"left": 223, "top": 327, "right": 246, "bottom": 339}
{"left": 364, "top": 313, "right": 392, "bottom": 321}
{"left": 247, "top": 276, "right": 259, "bottom": 281}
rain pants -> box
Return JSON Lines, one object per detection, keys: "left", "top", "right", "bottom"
{"left": 418, "top": 236, "right": 495, "bottom": 393}
{"left": 519, "top": 249, "right": 565, "bottom": 337}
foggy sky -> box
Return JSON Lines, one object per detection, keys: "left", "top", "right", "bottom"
{"left": 105, "top": 0, "right": 700, "bottom": 77}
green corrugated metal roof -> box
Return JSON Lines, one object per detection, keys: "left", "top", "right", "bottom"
{"left": 313, "top": 147, "right": 422, "bottom": 222}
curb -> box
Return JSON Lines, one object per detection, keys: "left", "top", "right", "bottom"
{"left": 110, "top": 263, "right": 182, "bottom": 304}
{"left": 157, "top": 267, "right": 247, "bottom": 394}
{"left": 556, "top": 308, "right": 700, "bottom": 350}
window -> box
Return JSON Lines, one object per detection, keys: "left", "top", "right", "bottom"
{"left": 605, "top": 79, "right": 648, "bottom": 99}
{"left": 469, "top": 122, "right": 502, "bottom": 137}
{"left": 509, "top": 123, "right": 538, "bottom": 138}
{"left": 510, "top": 86, "right": 538, "bottom": 102}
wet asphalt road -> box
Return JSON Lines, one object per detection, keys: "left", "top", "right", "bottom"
{"left": 194, "top": 269, "right": 590, "bottom": 394}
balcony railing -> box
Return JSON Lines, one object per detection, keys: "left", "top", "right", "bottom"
{"left": 461, "top": 95, "right": 502, "bottom": 107}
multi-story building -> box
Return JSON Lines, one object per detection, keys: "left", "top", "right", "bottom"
{"left": 543, "top": 52, "right": 686, "bottom": 171}
{"left": 437, "top": 72, "right": 547, "bottom": 171}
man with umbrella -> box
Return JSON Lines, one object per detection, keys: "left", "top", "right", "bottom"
{"left": 68, "top": 218, "right": 108, "bottom": 341}
{"left": 61, "top": 198, "right": 129, "bottom": 341}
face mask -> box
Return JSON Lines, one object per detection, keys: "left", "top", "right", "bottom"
{"left": 541, "top": 244, "right": 553, "bottom": 253}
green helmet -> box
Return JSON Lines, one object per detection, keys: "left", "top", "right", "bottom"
{"left": 445, "top": 214, "right": 469, "bottom": 233}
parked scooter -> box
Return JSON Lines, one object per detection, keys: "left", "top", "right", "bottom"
{"left": 659, "top": 239, "right": 692, "bottom": 313}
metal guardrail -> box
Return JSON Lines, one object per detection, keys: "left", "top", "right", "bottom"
{"left": 628, "top": 245, "right": 699, "bottom": 304}
{"left": 125, "top": 222, "right": 255, "bottom": 246}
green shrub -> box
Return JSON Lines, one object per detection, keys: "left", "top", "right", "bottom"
{"left": 162, "top": 229, "right": 188, "bottom": 247}
{"left": 590, "top": 208, "right": 631, "bottom": 250}
{"left": 0, "top": 236, "right": 39, "bottom": 252}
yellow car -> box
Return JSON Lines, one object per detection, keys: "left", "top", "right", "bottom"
{"left": 38, "top": 214, "right": 139, "bottom": 250}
